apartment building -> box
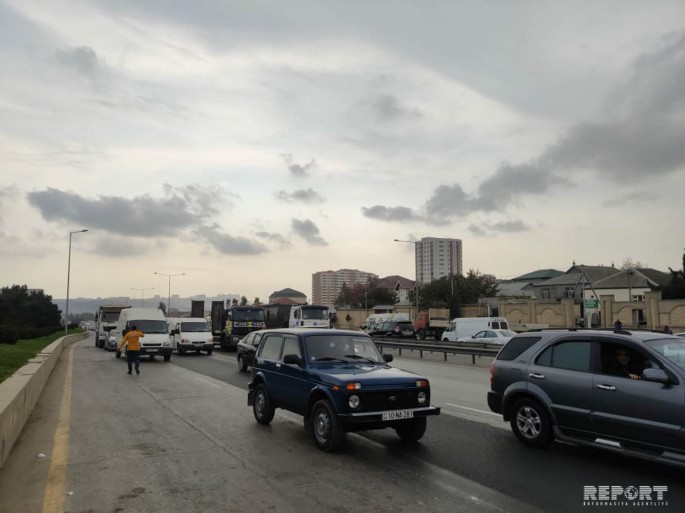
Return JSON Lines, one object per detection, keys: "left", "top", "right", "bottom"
{"left": 415, "top": 237, "right": 463, "bottom": 284}
{"left": 312, "top": 269, "right": 379, "bottom": 307}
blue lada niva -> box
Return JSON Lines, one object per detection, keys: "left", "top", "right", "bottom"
{"left": 248, "top": 328, "right": 440, "bottom": 451}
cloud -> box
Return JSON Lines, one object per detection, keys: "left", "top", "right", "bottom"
{"left": 276, "top": 188, "right": 325, "bottom": 204}
{"left": 370, "top": 94, "right": 422, "bottom": 121}
{"left": 281, "top": 154, "right": 317, "bottom": 177}
{"left": 468, "top": 220, "right": 530, "bottom": 237}
{"left": 361, "top": 205, "right": 421, "bottom": 223}
{"left": 292, "top": 219, "right": 327, "bottom": 246}
{"left": 26, "top": 187, "right": 199, "bottom": 236}
{"left": 55, "top": 46, "right": 102, "bottom": 78}
{"left": 92, "top": 235, "right": 149, "bottom": 257}
{"left": 602, "top": 191, "right": 658, "bottom": 208}
{"left": 256, "top": 231, "right": 292, "bottom": 249}
{"left": 194, "top": 224, "right": 268, "bottom": 255}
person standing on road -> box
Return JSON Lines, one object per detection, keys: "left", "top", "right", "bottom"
{"left": 118, "top": 325, "right": 144, "bottom": 375}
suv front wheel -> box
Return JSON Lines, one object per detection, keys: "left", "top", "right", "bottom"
{"left": 509, "top": 397, "right": 552, "bottom": 448}
{"left": 395, "top": 417, "right": 427, "bottom": 443}
{"left": 311, "top": 400, "right": 345, "bottom": 452}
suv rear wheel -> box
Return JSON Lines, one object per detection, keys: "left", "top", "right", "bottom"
{"left": 253, "top": 383, "right": 275, "bottom": 425}
{"left": 510, "top": 397, "right": 552, "bottom": 448}
{"left": 311, "top": 399, "right": 345, "bottom": 452}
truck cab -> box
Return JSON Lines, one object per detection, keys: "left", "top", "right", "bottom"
{"left": 289, "top": 305, "right": 331, "bottom": 328}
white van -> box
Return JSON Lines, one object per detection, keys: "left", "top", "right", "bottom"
{"left": 114, "top": 308, "right": 172, "bottom": 362}
{"left": 441, "top": 317, "right": 510, "bottom": 342}
{"left": 168, "top": 317, "right": 213, "bottom": 355}
{"left": 289, "top": 305, "right": 331, "bottom": 328}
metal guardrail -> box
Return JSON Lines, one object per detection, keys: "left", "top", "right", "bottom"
{"left": 372, "top": 338, "right": 501, "bottom": 364}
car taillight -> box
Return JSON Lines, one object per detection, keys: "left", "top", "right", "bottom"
{"left": 489, "top": 362, "right": 495, "bottom": 385}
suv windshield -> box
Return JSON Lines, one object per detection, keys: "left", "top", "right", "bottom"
{"left": 181, "top": 321, "right": 210, "bottom": 332}
{"left": 305, "top": 335, "right": 384, "bottom": 363}
{"left": 644, "top": 338, "right": 685, "bottom": 370}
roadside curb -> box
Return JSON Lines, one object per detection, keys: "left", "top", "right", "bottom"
{"left": 0, "top": 332, "right": 87, "bottom": 470}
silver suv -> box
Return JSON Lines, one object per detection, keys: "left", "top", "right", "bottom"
{"left": 487, "top": 329, "right": 685, "bottom": 467}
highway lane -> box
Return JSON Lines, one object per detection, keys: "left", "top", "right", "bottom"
{"left": 1, "top": 338, "right": 684, "bottom": 513}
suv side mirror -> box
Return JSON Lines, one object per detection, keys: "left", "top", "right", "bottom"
{"left": 643, "top": 368, "right": 670, "bottom": 384}
{"left": 283, "top": 354, "right": 302, "bottom": 366}
{"left": 383, "top": 354, "right": 393, "bottom": 363}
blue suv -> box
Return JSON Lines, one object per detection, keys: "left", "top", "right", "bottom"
{"left": 248, "top": 328, "right": 440, "bottom": 451}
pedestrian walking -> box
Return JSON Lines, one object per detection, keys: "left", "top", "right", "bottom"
{"left": 118, "top": 325, "right": 145, "bottom": 375}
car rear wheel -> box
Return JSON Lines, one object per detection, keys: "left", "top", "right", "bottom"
{"left": 253, "top": 384, "right": 275, "bottom": 425}
{"left": 311, "top": 400, "right": 345, "bottom": 452}
{"left": 238, "top": 354, "right": 248, "bottom": 372}
{"left": 510, "top": 398, "right": 552, "bottom": 448}
{"left": 395, "top": 417, "right": 427, "bottom": 443}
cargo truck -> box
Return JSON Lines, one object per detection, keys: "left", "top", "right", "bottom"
{"left": 210, "top": 300, "right": 267, "bottom": 351}
{"left": 413, "top": 308, "right": 450, "bottom": 340}
{"left": 96, "top": 304, "right": 130, "bottom": 349}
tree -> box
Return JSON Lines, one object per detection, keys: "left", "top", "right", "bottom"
{"left": 158, "top": 301, "right": 167, "bottom": 315}
{"left": 334, "top": 280, "right": 397, "bottom": 309}
{"left": 0, "top": 285, "right": 61, "bottom": 328}
{"left": 662, "top": 250, "right": 685, "bottom": 299}
{"left": 408, "top": 271, "right": 498, "bottom": 317}
{"left": 240, "top": 296, "right": 248, "bottom": 306}
{"left": 253, "top": 297, "right": 260, "bottom": 306}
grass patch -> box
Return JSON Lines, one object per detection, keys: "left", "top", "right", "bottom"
{"left": 0, "top": 331, "right": 79, "bottom": 383}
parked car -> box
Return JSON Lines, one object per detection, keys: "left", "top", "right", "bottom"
{"left": 368, "top": 321, "right": 416, "bottom": 339}
{"left": 237, "top": 330, "right": 264, "bottom": 372}
{"left": 458, "top": 329, "right": 517, "bottom": 345}
{"left": 248, "top": 328, "right": 440, "bottom": 451}
{"left": 488, "top": 329, "right": 685, "bottom": 467}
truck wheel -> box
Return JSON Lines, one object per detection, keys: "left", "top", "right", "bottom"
{"left": 418, "top": 329, "right": 426, "bottom": 340}
{"left": 509, "top": 398, "right": 553, "bottom": 448}
{"left": 253, "top": 384, "right": 275, "bottom": 425}
{"left": 163, "top": 354, "right": 171, "bottom": 362}
{"left": 395, "top": 417, "right": 427, "bottom": 443}
{"left": 311, "top": 399, "right": 345, "bottom": 452}
{"left": 206, "top": 349, "right": 213, "bottom": 356}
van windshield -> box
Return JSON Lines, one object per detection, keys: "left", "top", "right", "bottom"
{"left": 181, "top": 322, "right": 210, "bottom": 332}
{"left": 130, "top": 320, "right": 167, "bottom": 334}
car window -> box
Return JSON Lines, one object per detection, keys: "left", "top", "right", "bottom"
{"left": 260, "top": 335, "right": 283, "bottom": 359}
{"left": 497, "top": 336, "right": 541, "bottom": 361}
{"left": 282, "top": 335, "right": 302, "bottom": 359}
{"left": 252, "top": 333, "right": 262, "bottom": 347}
{"left": 598, "top": 340, "right": 658, "bottom": 378}
{"left": 473, "top": 331, "right": 486, "bottom": 338}
{"left": 536, "top": 340, "right": 591, "bottom": 372}
{"left": 645, "top": 337, "right": 685, "bottom": 371}
{"left": 486, "top": 331, "right": 497, "bottom": 338}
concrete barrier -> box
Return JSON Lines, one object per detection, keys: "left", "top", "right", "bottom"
{"left": 0, "top": 332, "right": 87, "bottom": 470}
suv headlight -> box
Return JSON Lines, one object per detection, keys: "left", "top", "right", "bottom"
{"left": 348, "top": 395, "right": 360, "bottom": 409}
{"left": 417, "top": 391, "right": 427, "bottom": 405}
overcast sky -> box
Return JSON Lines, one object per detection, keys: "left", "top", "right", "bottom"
{"left": 2, "top": 0, "right": 685, "bottom": 304}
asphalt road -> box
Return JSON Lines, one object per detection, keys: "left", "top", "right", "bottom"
{"left": 1, "top": 335, "right": 684, "bottom": 513}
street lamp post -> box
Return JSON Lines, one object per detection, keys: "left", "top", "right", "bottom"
{"left": 65, "top": 229, "right": 88, "bottom": 335}
{"left": 393, "top": 239, "right": 420, "bottom": 318}
{"left": 131, "top": 287, "right": 155, "bottom": 308}
{"left": 154, "top": 272, "right": 186, "bottom": 315}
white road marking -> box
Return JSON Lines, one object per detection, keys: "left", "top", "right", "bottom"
{"left": 445, "top": 403, "right": 501, "bottom": 417}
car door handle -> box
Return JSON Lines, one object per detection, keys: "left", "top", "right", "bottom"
{"left": 596, "top": 384, "right": 616, "bottom": 391}
{"left": 528, "top": 373, "right": 545, "bottom": 379}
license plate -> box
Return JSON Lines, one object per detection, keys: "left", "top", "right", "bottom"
{"left": 402, "top": 331, "right": 413, "bottom": 336}
{"left": 146, "top": 348, "right": 159, "bottom": 353}
{"left": 382, "top": 410, "right": 414, "bottom": 421}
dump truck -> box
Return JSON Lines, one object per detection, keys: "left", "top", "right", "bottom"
{"left": 95, "top": 304, "right": 130, "bottom": 348}
{"left": 413, "top": 308, "right": 450, "bottom": 340}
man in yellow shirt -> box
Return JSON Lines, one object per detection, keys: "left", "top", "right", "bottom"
{"left": 118, "top": 325, "right": 145, "bottom": 375}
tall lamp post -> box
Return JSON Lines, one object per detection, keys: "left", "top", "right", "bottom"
{"left": 154, "top": 272, "right": 185, "bottom": 315}
{"left": 393, "top": 239, "right": 420, "bottom": 318}
{"left": 65, "top": 229, "right": 88, "bottom": 335}
{"left": 131, "top": 287, "right": 155, "bottom": 308}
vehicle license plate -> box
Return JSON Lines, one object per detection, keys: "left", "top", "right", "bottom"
{"left": 402, "top": 331, "right": 413, "bottom": 336}
{"left": 147, "top": 348, "right": 158, "bottom": 353}
{"left": 382, "top": 410, "right": 414, "bottom": 421}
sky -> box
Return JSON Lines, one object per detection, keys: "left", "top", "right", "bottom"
{"left": 2, "top": 0, "right": 685, "bottom": 304}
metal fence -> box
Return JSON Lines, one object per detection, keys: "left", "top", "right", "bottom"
{"left": 372, "top": 338, "right": 501, "bottom": 364}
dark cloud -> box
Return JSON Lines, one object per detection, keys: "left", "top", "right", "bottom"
{"left": 256, "top": 231, "right": 292, "bottom": 248}
{"left": 361, "top": 205, "right": 421, "bottom": 223}
{"left": 194, "top": 224, "right": 268, "bottom": 255}
{"left": 55, "top": 46, "right": 102, "bottom": 78}
{"left": 281, "top": 154, "right": 317, "bottom": 177}
{"left": 371, "top": 94, "right": 422, "bottom": 121}
{"left": 291, "top": 219, "right": 327, "bottom": 246}
{"left": 93, "top": 235, "right": 148, "bottom": 257}
{"left": 468, "top": 220, "right": 529, "bottom": 237}
{"left": 162, "top": 183, "right": 232, "bottom": 216}
{"left": 276, "top": 188, "right": 325, "bottom": 203}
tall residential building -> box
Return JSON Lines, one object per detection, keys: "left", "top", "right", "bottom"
{"left": 312, "top": 269, "right": 379, "bottom": 307}
{"left": 415, "top": 237, "right": 463, "bottom": 284}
